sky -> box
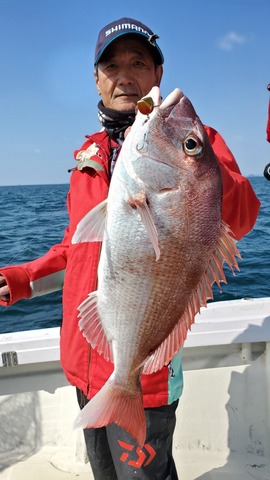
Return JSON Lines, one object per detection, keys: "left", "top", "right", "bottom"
{"left": 0, "top": 0, "right": 269, "bottom": 186}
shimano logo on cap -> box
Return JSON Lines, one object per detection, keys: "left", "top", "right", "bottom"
{"left": 105, "top": 23, "right": 150, "bottom": 37}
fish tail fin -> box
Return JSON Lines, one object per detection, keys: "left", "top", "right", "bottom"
{"left": 74, "top": 376, "right": 146, "bottom": 448}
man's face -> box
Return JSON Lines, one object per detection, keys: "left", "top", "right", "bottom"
{"left": 95, "top": 36, "right": 163, "bottom": 112}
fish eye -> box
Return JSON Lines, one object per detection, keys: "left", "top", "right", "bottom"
{"left": 183, "top": 135, "right": 203, "bottom": 156}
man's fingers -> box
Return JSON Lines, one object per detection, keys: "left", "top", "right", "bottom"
{"left": 0, "top": 281, "right": 10, "bottom": 300}
{"left": 0, "top": 285, "right": 9, "bottom": 295}
{"left": 124, "top": 126, "right": 131, "bottom": 138}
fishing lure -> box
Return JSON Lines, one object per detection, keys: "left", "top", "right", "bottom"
{"left": 137, "top": 96, "right": 155, "bottom": 115}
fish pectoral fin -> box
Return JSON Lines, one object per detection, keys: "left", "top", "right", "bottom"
{"left": 78, "top": 291, "right": 113, "bottom": 363}
{"left": 143, "top": 221, "right": 241, "bottom": 375}
{"left": 72, "top": 199, "right": 108, "bottom": 244}
{"left": 73, "top": 374, "right": 146, "bottom": 448}
{"left": 128, "top": 193, "right": 160, "bottom": 261}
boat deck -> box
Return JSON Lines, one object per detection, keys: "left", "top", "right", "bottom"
{"left": 2, "top": 448, "right": 270, "bottom": 479}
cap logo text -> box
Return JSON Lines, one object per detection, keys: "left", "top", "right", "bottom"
{"left": 105, "top": 23, "right": 150, "bottom": 37}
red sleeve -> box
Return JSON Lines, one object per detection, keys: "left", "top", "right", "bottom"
{"left": 205, "top": 126, "right": 260, "bottom": 241}
{"left": 0, "top": 226, "right": 70, "bottom": 306}
{"left": 267, "top": 100, "right": 270, "bottom": 143}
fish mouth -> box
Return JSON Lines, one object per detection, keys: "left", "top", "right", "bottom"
{"left": 160, "top": 88, "right": 184, "bottom": 111}
{"left": 159, "top": 88, "right": 198, "bottom": 137}
{"left": 137, "top": 87, "right": 184, "bottom": 115}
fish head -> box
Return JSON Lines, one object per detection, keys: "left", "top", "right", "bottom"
{"left": 122, "top": 86, "right": 221, "bottom": 192}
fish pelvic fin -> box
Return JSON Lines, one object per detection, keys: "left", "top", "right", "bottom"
{"left": 73, "top": 375, "right": 146, "bottom": 448}
{"left": 78, "top": 291, "right": 113, "bottom": 363}
{"left": 143, "top": 221, "right": 241, "bottom": 374}
{"left": 72, "top": 199, "right": 108, "bottom": 244}
{"left": 128, "top": 193, "right": 160, "bottom": 261}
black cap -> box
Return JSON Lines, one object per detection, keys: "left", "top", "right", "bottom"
{"left": 94, "top": 17, "right": 164, "bottom": 66}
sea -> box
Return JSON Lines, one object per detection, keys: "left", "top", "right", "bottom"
{"left": 0, "top": 178, "right": 269, "bottom": 334}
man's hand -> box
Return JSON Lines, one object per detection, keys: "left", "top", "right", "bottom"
{"left": 0, "top": 275, "right": 10, "bottom": 301}
{"left": 124, "top": 126, "right": 131, "bottom": 138}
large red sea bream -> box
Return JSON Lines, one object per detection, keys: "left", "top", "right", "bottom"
{"left": 72, "top": 87, "right": 240, "bottom": 446}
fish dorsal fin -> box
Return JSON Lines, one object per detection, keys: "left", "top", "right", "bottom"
{"left": 129, "top": 194, "right": 160, "bottom": 261}
{"left": 72, "top": 199, "right": 108, "bottom": 244}
{"left": 143, "top": 221, "right": 241, "bottom": 374}
{"left": 77, "top": 291, "right": 113, "bottom": 363}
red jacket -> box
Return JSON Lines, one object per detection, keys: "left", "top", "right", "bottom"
{"left": 0, "top": 128, "right": 260, "bottom": 407}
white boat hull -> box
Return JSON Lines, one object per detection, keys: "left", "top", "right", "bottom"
{"left": 1, "top": 298, "right": 270, "bottom": 479}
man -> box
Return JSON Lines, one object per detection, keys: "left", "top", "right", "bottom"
{"left": 264, "top": 83, "right": 270, "bottom": 180}
{"left": 0, "top": 17, "right": 260, "bottom": 480}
